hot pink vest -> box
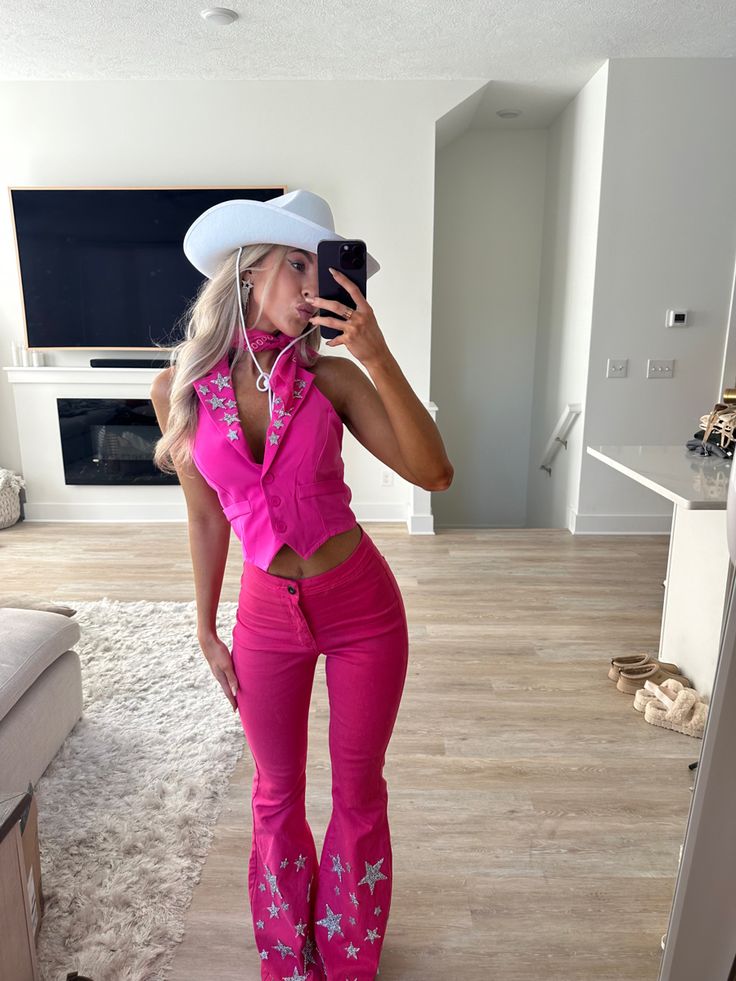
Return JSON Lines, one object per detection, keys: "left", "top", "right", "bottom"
{"left": 190, "top": 350, "right": 358, "bottom": 571}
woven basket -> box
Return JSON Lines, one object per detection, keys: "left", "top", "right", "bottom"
{"left": 0, "top": 469, "right": 26, "bottom": 529}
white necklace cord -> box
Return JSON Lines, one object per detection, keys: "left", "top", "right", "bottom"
{"left": 235, "top": 248, "right": 320, "bottom": 417}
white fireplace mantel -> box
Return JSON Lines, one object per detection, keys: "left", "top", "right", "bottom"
{"left": 4, "top": 363, "right": 182, "bottom": 522}
{"left": 4, "top": 365, "right": 436, "bottom": 530}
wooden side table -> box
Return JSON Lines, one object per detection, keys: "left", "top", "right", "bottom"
{"left": 0, "top": 790, "right": 40, "bottom": 981}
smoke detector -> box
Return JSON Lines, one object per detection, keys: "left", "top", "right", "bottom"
{"left": 497, "top": 109, "right": 522, "bottom": 119}
{"left": 200, "top": 7, "right": 239, "bottom": 25}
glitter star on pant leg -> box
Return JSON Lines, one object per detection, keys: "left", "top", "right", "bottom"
{"left": 316, "top": 904, "right": 344, "bottom": 940}
{"left": 357, "top": 858, "right": 387, "bottom": 895}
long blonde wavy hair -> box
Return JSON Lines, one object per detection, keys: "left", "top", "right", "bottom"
{"left": 152, "top": 243, "right": 321, "bottom": 475}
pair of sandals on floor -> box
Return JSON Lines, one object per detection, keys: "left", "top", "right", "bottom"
{"left": 609, "top": 654, "right": 708, "bottom": 739}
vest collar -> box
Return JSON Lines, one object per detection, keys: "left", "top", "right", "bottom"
{"left": 193, "top": 352, "right": 315, "bottom": 477}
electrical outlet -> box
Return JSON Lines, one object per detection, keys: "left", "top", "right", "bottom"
{"left": 647, "top": 359, "right": 674, "bottom": 379}
{"left": 381, "top": 470, "right": 394, "bottom": 487}
{"left": 606, "top": 359, "right": 628, "bottom": 378}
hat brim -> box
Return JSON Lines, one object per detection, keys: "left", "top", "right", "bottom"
{"left": 183, "top": 199, "right": 380, "bottom": 280}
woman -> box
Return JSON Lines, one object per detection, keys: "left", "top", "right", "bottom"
{"left": 151, "top": 189, "right": 453, "bottom": 981}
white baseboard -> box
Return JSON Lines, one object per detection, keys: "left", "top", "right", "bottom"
{"left": 570, "top": 509, "right": 672, "bottom": 535}
{"left": 22, "top": 500, "right": 414, "bottom": 524}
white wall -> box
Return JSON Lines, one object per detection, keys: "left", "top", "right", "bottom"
{"left": 526, "top": 63, "right": 609, "bottom": 529}
{"left": 431, "top": 128, "right": 547, "bottom": 527}
{"left": 0, "top": 79, "right": 484, "bottom": 520}
{"left": 576, "top": 58, "right": 736, "bottom": 532}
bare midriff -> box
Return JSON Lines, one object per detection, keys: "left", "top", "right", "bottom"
{"left": 266, "top": 524, "right": 363, "bottom": 579}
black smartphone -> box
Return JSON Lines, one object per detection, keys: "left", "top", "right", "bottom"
{"left": 315, "top": 240, "right": 368, "bottom": 340}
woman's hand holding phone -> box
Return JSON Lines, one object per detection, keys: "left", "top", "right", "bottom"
{"left": 309, "top": 267, "right": 389, "bottom": 369}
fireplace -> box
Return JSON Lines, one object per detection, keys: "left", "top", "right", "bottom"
{"left": 57, "top": 397, "right": 178, "bottom": 485}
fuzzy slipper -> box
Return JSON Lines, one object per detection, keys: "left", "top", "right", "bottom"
{"left": 616, "top": 663, "right": 690, "bottom": 694}
{"left": 643, "top": 683, "right": 708, "bottom": 738}
{"left": 633, "top": 678, "right": 684, "bottom": 712}
{"left": 608, "top": 654, "right": 680, "bottom": 683}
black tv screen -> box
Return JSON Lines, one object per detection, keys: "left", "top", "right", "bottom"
{"left": 10, "top": 186, "right": 285, "bottom": 350}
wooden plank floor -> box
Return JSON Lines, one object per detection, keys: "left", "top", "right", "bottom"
{"left": 1, "top": 521, "right": 694, "bottom": 981}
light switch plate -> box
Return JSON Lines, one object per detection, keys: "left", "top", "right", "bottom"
{"left": 647, "top": 359, "right": 674, "bottom": 378}
{"left": 606, "top": 359, "right": 628, "bottom": 378}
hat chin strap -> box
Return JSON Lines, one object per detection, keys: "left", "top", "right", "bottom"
{"left": 235, "top": 247, "right": 320, "bottom": 417}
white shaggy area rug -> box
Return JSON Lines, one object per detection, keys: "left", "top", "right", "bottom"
{"left": 35, "top": 597, "right": 246, "bottom": 981}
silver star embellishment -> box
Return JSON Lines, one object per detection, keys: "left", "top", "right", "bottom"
{"left": 256, "top": 919, "right": 265, "bottom": 929}
{"left": 280, "top": 858, "right": 289, "bottom": 868}
{"left": 268, "top": 432, "right": 280, "bottom": 445}
{"left": 197, "top": 384, "right": 209, "bottom": 394}
{"left": 261, "top": 862, "right": 280, "bottom": 896}
{"left": 213, "top": 371, "right": 231, "bottom": 391}
{"left": 281, "top": 901, "right": 290, "bottom": 911}
{"left": 258, "top": 883, "right": 266, "bottom": 892}
{"left": 267, "top": 900, "right": 280, "bottom": 918}
{"left": 295, "top": 854, "right": 307, "bottom": 871}
{"left": 373, "top": 905, "right": 382, "bottom": 916}
{"left": 272, "top": 939, "right": 295, "bottom": 960}
{"left": 349, "top": 891, "right": 359, "bottom": 907}
{"left": 222, "top": 411, "right": 239, "bottom": 424}
{"left": 281, "top": 969, "right": 308, "bottom": 981}
{"left": 207, "top": 394, "right": 226, "bottom": 409}
{"left": 294, "top": 919, "right": 307, "bottom": 937}
{"left": 226, "top": 429, "right": 239, "bottom": 441}
{"left": 348, "top": 916, "right": 356, "bottom": 925}
{"left": 263, "top": 864, "right": 281, "bottom": 896}
{"left": 334, "top": 885, "right": 341, "bottom": 895}
{"left": 357, "top": 858, "right": 387, "bottom": 896}
{"left": 345, "top": 942, "right": 360, "bottom": 960}
{"left": 225, "top": 398, "right": 237, "bottom": 408}
{"left": 365, "top": 927, "right": 381, "bottom": 943}
{"left": 330, "top": 853, "right": 346, "bottom": 882}
{"left": 316, "top": 903, "right": 344, "bottom": 940}
{"left": 273, "top": 417, "right": 284, "bottom": 428}
{"left": 259, "top": 948, "right": 269, "bottom": 960}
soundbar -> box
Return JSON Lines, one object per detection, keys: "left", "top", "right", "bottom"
{"left": 89, "top": 358, "right": 172, "bottom": 369}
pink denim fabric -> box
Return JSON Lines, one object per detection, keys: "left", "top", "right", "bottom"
{"left": 231, "top": 526, "right": 409, "bottom": 981}
{"left": 192, "top": 351, "right": 358, "bottom": 572}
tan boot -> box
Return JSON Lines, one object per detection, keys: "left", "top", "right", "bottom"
{"left": 616, "top": 662, "right": 690, "bottom": 694}
{"left": 608, "top": 654, "right": 681, "bottom": 683}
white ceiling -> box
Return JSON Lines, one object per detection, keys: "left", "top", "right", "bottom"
{"left": 2, "top": 0, "right": 735, "bottom": 127}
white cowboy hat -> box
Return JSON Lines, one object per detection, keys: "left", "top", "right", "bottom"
{"left": 183, "top": 188, "right": 380, "bottom": 280}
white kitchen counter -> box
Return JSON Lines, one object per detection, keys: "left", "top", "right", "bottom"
{"left": 586, "top": 444, "right": 731, "bottom": 696}
{"left": 587, "top": 444, "right": 730, "bottom": 510}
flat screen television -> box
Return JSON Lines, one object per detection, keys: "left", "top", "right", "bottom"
{"left": 9, "top": 186, "right": 285, "bottom": 351}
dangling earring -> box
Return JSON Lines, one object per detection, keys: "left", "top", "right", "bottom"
{"left": 241, "top": 278, "right": 254, "bottom": 304}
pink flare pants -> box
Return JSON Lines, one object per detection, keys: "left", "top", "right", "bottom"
{"left": 231, "top": 525, "right": 409, "bottom": 981}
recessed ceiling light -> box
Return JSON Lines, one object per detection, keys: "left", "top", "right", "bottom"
{"left": 497, "top": 109, "right": 522, "bottom": 119}
{"left": 200, "top": 7, "right": 239, "bottom": 25}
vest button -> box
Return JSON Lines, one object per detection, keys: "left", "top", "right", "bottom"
{"left": 275, "top": 519, "right": 287, "bottom": 533}
{"left": 263, "top": 473, "right": 274, "bottom": 484}
{"left": 271, "top": 496, "right": 281, "bottom": 507}
{"left": 287, "top": 586, "right": 297, "bottom": 594}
